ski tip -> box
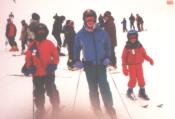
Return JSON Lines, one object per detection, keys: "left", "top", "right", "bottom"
{"left": 157, "top": 104, "right": 163, "bottom": 108}
{"left": 142, "top": 105, "right": 149, "bottom": 108}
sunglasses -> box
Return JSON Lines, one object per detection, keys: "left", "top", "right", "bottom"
{"left": 85, "top": 17, "right": 96, "bottom": 23}
{"left": 129, "top": 35, "right": 137, "bottom": 39}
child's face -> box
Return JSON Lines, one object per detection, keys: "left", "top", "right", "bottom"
{"left": 129, "top": 35, "right": 137, "bottom": 43}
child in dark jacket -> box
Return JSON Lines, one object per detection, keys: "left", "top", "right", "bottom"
{"left": 22, "top": 23, "right": 60, "bottom": 119}
{"left": 122, "top": 30, "right": 154, "bottom": 100}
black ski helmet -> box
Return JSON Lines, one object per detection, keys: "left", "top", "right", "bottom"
{"left": 34, "top": 23, "right": 49, "bottom": 41}
{"left": 103, "top": 11, "right": 111, "bottom": 17}
{"left": 83, "top": 9, "right": 97, "bottom": 22}
{"left": 32, "top": 13, "right": 40, "bottom": 21}
{"left": 127, "top": 30, "right": 138, "bottom": 40}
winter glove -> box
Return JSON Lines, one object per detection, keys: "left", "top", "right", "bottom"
{"left": 122, "top": 65, "right": 129, "bottom": 76}
{"left": 73, "top": 60, "right": 84, "bottom": 69}
{"left": 149, "top": 59, "right": 154, "bottom": 65}
{"left": 22, "top": 65, "right": 36, "bottom": 76}
{"left": 103, "top": 58, "right": 110, "bottom": 66}
{"left": 47, "top": 64, "right": 57, "bottom": 73}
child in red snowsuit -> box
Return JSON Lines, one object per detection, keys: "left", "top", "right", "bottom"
{"left": 122, "top": 30, "right": 154, "bottom": 100}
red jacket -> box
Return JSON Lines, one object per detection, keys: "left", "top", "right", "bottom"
{"left": 25, "top": 39, "right": 59, "bottom": 76}
{"left": 6, "top": 22, "right": 17, "bottom": 38}
{"left": 122, "top": 46, "right": 152, "bottom": 65}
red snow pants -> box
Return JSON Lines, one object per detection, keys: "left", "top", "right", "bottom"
{"left": 128, "top": 64, "right": 145, "bottom": 88}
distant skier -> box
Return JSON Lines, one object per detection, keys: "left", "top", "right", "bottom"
{"left": 27, "top": 13, "right": 40, "bottom": 42}
{"left": 22, "top": 23, "right": 60, "bottom": 119}
{"left": 136, "top": 14, "right": 144, "bottom": 32}
{"left": 98, "top": 14, "right": 105, "bottom": 28}
{"left": 103, "top": 11, "right": 117, "bottom": 69}
{"left": 63, "top": 20, "right": 76, "bottom": 70}
{"left": 19, "top": 20, "right": 28, "bottom": 54}
{"left": 5, "top": 13, "right": 19, "bottom": 51}
{"left": 122, "top": 30, "right": 154, "bottom": 100}
{"left": 129, "top": 13, "right": 135, "bottom": 30}
{"left": 73, "top": 9, "right": 117, "bottom": 119}
{"left": 121, "top": 17, "right": 128, "bottom": 32}
{"left": 52, "top": 13, "right": 65, "bottom": 56}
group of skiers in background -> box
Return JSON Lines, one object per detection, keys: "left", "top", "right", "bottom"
{"left": 5, "top": 9, "right": 153, "bottom": 119}
{"left": 121, "top": 13, "right": 144, "bottom": 32}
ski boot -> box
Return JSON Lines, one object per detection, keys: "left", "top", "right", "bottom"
{"left": 59, "top": 52, "right": 65, "bottom": 56}
{"left": 138, "top": 87, "right": 150, "bottom": 100}
{"left": 92, "top": 107, "right": 103, "bottom": 119}
{"left": 127, "top": 88, "right": 136, "bottom": 100}
{"left": 106, "top": 107, "right": 117, "bottom": 119}
{"left": 35, "top": 108, "right": 46, "bottom": 119}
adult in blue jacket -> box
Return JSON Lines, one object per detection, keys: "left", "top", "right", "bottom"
{"left": 73, "top": 9, "right": 117, "bottom": 119}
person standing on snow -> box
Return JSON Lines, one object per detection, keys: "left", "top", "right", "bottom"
{"left": 27, "top": 13, "right": 40, "bottom": 42}
{"left": 73, "top": 9, "right": 117, "bottom": 119}
{"left": 63, "top": 20, "right": 76, "bottom": 70}
{"left": 121, "top": 17, "right": 128, "bottom": 32}
{"left": 52, "top": 13, "right": 66, "bottom": 56}
{"left": 19, "top": 20, "right": 28, "bottom": 54}
{"left": 129, "top": 13, "right": 135, "bottom": 30}
{"left": 5, "top": 13, "right": 19, "bottom": 51}
{"left": 122, "top": 30, "right": 154, "bottom": 100}
{"left": 103, "top": 11, "right": 117, "bottom": 69}
{"left": 136, "top": 14, "right": 144, "bottom": 32}
{"left": 22, "top": 23, "right": 60, "bottom": 119}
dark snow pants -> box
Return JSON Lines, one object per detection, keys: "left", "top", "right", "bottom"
{"left": 33, "top": 74, "right": 60, "bottom": 110}
{"left": 7, "top": 37, "right": 17, "bottom": 47}
{"left": 110, "top": 47, "right": 117, "bottom": 67}
{"left": 84, "top": 64, "right": 114, "bottom": 110}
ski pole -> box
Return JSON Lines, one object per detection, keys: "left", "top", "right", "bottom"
{"left": 5, "top": 38, "right": 8, "bottom": 51}
{"left": 109, "top": 72, "right": 133, "bottom": 119}
{"left": 72, "top": 69, "right": 82, "bottom": 111}
{"left": 32, "top": 81, "right": 35, "bottom": 119}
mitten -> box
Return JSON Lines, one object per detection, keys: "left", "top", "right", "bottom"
{"left": 122, "top": 65, "right": 129, "bottom": 76}
{"left": 22, "top": 65, "right": 36, "bottom": 76}
{"left": 103, "top": 58, "right": 110, "bottom": 66}
{"left": 47, "top": 64, "right": 57, "bottom": 73}
{"left": 73, "top": 60, "right": 84, "bottom": 69}
{"left": 149, "top": 59, "right": 154, "bottom": 65}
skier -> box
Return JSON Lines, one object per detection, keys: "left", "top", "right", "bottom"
{"left": 52, "top": 13, "right": 66, "bottom": 56}
{"left": 103, "top": 11, "right": 117, "bottom": 69}
{"left": 122, "top": 30, "right": 154, "bottom": 100}
{"left": 63, "top": 20, "right": 76, "bottom": 70}
{"left": 19, "top": 20, "right": 28, "bottom": 54}
{"left": 27, "top": 13, "right": 40, "bottom": 42}
{"left": 22, "top": 23, "right": 60, "bottom": 119}
{"left": 98, "top": 14, "right": 105, "bottom": 28}
{"left": 5, "top": 17, "right": 19, "bottom": 51}
{"left": 121, "top": 18, "right": 128, "bottom": 32}
{"left": 129, "top": 13, "right": 135, "bottom": 30}
{"left": 73, "top": 9, "right": 117, "bottom": 119}
{"left": 136, "top": 14, "right": 144, "bottom": 32}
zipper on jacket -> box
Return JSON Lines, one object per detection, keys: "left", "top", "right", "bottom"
{"left": 92, "top": 32, "right": 98, "bottom": 64}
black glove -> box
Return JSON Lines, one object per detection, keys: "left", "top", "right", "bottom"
{"left": 22, "top": 65, "right": 36, "bottom": 76}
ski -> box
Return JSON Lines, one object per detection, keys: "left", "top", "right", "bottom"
{"left": 128, "top": 95, "right": 163, "bottom": 109}
{"left": 122, "top": 93, "right": 163, "bottom": 109}
{"left": 12, "top": 54, "right": 23, "bottom": 57}
{"left": 8, "top": 74, "right": 31, "bottom": 77}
